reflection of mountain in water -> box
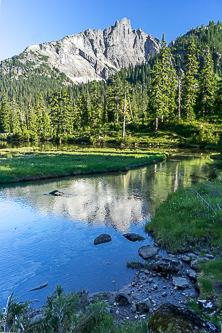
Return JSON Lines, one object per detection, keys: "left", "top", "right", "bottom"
{"left": 1, "top": 154, "right": 212, "bottom": 232}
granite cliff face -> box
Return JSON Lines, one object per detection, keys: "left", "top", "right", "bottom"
{"left": 1, "top": 18, "right": 161, "bottom": 83}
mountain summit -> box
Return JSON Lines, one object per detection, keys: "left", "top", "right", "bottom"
{"left": 1, "top": 18, "right": 161, "bottom": 83}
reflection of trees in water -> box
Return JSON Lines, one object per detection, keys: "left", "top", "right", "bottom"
{"left": 1, "top": 154, "right": 212, "bottom": 231}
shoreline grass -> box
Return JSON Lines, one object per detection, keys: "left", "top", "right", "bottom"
{"left": 145, "top": 179, "right": 222, "bottom": 314}
{"left": 0, "top": 147, "right": 166, "bottom": 184}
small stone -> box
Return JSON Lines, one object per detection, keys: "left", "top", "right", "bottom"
{"left": 153, "top": 284, "right": 158, "bottom": 290}
{"left": 187, "top": 269, "right": 197, "bottom": 280}
{"left": 131, "top": 304, "right": 137, "bottom": 313}
{"left": 162, "top": 292, "right": 167, "bottom": 297}
{"left": 181, "top": 255, "right": 191, "bottom": 262}
{"left": 173, "top": 277, "right": 189, "bottom": 289}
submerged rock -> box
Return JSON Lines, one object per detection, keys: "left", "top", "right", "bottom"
{"left": 123, "top": 233, "right": 145, "bottom": 242}
{"left": 48, "top": 190, "right": 65, "bottom": 196}
{"left": 94, "top": 233, "right": 112, "bottom": 245}
{"left": 138, "top": 246, "right": 159, "bottom": 259}
{"left": 147, "top": 303, "right": 218, "bottom": 333}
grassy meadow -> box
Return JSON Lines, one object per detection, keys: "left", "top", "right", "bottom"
{"left": 0, "top": 146, "right": 166, "bottom": 184}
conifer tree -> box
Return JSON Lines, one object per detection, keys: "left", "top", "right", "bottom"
{"left": 0, "top": 93, "right": 11, "bottom": 133}
{"left": 106, "top": 75, "right": 123, "bottom": 124}
{"left": 27, "top": 104, "right": 38, "bottom": 141}
{"left": 182, "top": 40, "right": 199, "bottom": 120}
{"left": 11, "top": 99, "right": 22, "bottom": 138}
{"left": 148, "top": 60, "right": 164, "bottom": 133}
{"left": 89, "top": 81, "right": 103, "bottom": 136}
{"left": 198, "top": 46, "right": 217, "bottom": 119}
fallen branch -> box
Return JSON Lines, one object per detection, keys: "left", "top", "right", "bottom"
{"left": 217, "top": 203, "right": 221, "bottom": 211}
{"left": 193, "top": 190, "right": 216, "bottom": 214}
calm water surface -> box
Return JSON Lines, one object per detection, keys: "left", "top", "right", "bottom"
{"left": 0, "top": 152, "right": 213, "bottom": 307}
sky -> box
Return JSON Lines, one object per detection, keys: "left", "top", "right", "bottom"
{"left": 0, "top": 0, "right": 222, "bottom": 61}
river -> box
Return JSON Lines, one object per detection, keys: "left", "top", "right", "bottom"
{"left": 0, "top": 150, "right": 214, "bottom": 307}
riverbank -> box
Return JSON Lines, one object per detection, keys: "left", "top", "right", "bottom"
{"left": 144, "top": 178, "right": 222, "bottom": 330}
{"left": 0, "top": 147, "right": 166, "bottom": 184}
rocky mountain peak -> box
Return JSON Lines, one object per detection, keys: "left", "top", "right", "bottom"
{"left": 1, "top": 18, "right": 161, "bottom": 83}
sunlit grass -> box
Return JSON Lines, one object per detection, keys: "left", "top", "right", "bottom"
{"left": 0, "top": 147, "right": 166, "bottom": 184}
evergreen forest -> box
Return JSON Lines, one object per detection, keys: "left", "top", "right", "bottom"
{"left": 1, "top": 20, "right": 222, "bottom": 145}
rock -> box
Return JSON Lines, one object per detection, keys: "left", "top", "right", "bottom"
{"left": 173, "top": 277, "right": 189, "bottom": 289}
{"left": 187, "top": 269, "right": 197, "bottom": 280}
{"left": 147, "top": 303, "right": 218, "bottom": 333}
{"left": 48, "top": 190, "right": 65, "bottom": 196}
{"left": 162, "top": 292, "right": 167, "bottom": 297}
{"left": 94, "top": 234, "right": 112, "bottom": 245}
{"left": 138, "top": 246, "right": 159, "bottom": 259}
{"left": 115, "top": 291, "right": 131, "bottom": 305}
{"left": 152, "top": 258, "right": 183, "bottom": 274}
{"left": 181, "top": 255, "right": 191, "bottom": 262}
{"left": 136, "top": 298, "right": 151, "bottom": 313}
{"left": 123, "top": 233, "right": 145, "bottom": 242}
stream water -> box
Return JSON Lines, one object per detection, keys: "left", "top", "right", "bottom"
{"left": 0, "top": 150, "right": 214, "bottom": 307}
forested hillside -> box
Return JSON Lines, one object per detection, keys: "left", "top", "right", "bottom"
{"left": 0, "top": 20, "right": 222, "bottom": 145}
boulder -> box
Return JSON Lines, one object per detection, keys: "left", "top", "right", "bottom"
{"left": 115, "top": 291, "right": 131, "bottom": 305}
{"left": 136, "top": 298, "right": 151, "bottom": 313}
{"left": 94, "top": 234, "right": 112, "bottom": 245}
{"left": 123, "top": 233, "right": 145, "bottom": 242}
{"left": 147, "top": 303, "right": 218, "bottom": 333}
{"left": 172, "top": 277, "right": 189, "bottom": 289}
{"left": 138, "top": 246, "right": 159, "bottom": 259}
{"left": 152, "top": 258, "right": 183, "bottom": 274}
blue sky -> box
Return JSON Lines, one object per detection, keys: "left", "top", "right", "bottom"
{"left": 0, "top": 0, "right": 222, "bottom": 61}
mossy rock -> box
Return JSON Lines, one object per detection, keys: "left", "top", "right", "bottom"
{"left": 147, "top": 303, "right": 218, "bottom": 333}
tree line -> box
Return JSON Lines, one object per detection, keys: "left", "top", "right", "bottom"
{"left": 0, "top": 34, "right": 222, "bottom": 143}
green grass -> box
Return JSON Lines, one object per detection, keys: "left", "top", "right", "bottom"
{"left": 0, "top": 147, "right": 166, "bottom": 184}
{"left": 145, "top": 181, "right": 222, "bottom": 252}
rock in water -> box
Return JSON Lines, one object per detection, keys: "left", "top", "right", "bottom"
{"left": 138, "top": 246, "right": 159, "bottom": 259}
{"left": 48, "top": 190, "right": 65, "bottom": 196}
{"left": 148, "top": 303, "right": 218, "bottom": 333}
{"left": 94, "top": 234, "right": 112, "bottom": 245}
{"left": 123, "top": 233, "right": 145, "bottom": 242}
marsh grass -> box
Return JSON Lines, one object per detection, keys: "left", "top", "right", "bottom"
{"left": 0, "top": 147, "right": 166, "bottom": 184}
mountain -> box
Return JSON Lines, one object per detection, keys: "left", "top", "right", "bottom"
{"left": 0, "top": 18, "right": 161, "bottom": 84}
